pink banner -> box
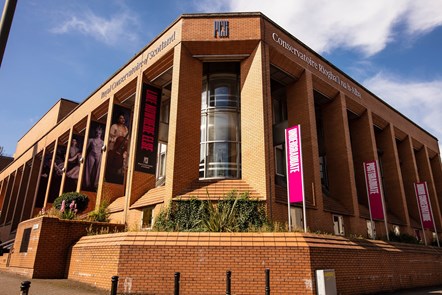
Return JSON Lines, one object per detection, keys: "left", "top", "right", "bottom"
{"left": 363, "top": 161, "right": 385, "bottom": 220}
{"left": 285, "top": 125, "right": 304, "bottom": 203}
{"left": 414, "top": 182, "right": 435, "bottom": 230}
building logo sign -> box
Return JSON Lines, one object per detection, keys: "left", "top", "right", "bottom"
{"left": 363, "top": 161, "right": 385, "bottom": 220}
{"left": 414, "top": 182, "right": 435, "bottom": 230}
{"left": 214, "top": 20, "right": 229, "bottom": 38}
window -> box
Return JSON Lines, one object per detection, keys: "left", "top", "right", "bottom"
{"left": 200, "top": 63, "right": 241, "bottom": 179}
{"left": 366, "top": 220, "right": 376, "bottom": 239}
{"left": 271, "top": 81, "right": 288, "bottom": 186}
{"left": 275, "top": 144, "right": 286, "bottom": 176}
{"left": 333, "top": 215, "right": 345, "bottom": 236}
{"left": 141, "top": 206, "right": 155, "bottom": 229}
{"left": 272, "top": 95, "right": 287, "bottom": 124}
{"left": 20, "top": 228, "right": 32, "bottom": 253}
{"left": 414, "top": 229, "right": 421, "bottom": 241}
{"left": 156, "top": 143, "right": 167, "bottom": 184}
{"left": 319, "top": 156, "right": 329, "bottom": 189}
{"left": 160, "top": 99, "right": 170, "bottom": 124}
{"left": 393, "top": 225, "right": 400, "bottom": 236}
{"left": 290, "top": 207, "right": 303, "bottom": 230}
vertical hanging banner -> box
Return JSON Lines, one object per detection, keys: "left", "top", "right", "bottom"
{"left": 285, "top": 125, "right": 304, "bottom": 203}
{"left": 363, "top": 161, "right": 385, "bottom": 220}
{"left": 414, "top": 182, "right": 435, "bottom": 230}
{"left": 135, "top": 84, "right": 162, "bottom": 174}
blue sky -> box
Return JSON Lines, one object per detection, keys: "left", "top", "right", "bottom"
{"left": 1, "top": 0, "right": 442, "bottom": 157}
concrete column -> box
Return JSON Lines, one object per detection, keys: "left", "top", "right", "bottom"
{"left": 348, "top": 111, "right": 378, "bottom": 208}
{"left": 4, "top": 168, "right": 22, "bottom": 225}
{"left": 430, "top": 154, "right": 442, "bottom": 218}
{"left": 43, "top": 141, "right": 58, "bottom": 208}
{"left": 21, "top": 152, "right": 43, "bottom": 220}
{"left": 77, "top": 114, "right": 91, "bottom": 192}
{"left": 321, "top": 92, "right": 358, "bottom": 215}
{"left": 166, "top": 43, "right": 202, "bottom": 201}
{"left": 347, "top": 110, "right": 379, "bottom": 235}
{"left": 374, "top": 124, "right": 409, "bottom": 226}
{"left": 11, "top": 162, "right": 31, "bottom": 231}
{"left": 60, "top": 128, "right": 74, "bottom": 196}
{"left": 241, "top": 42, "right": 271, "bottom": 201}
{"left": 396, "top": 136, "right": 420, "bottom": 229}
{"left": 415, "top": 146, "right": 442, "bottom": 231}
{"left": 96, "top": 99, "right": 114, "bottom": 209}
{"left": 0, "top": 174, "right": 13, "bottom": 225}
{"left": 0, "top": 176, "right": 7, "bottom": 213}
{"left": 34, "top": 147, "right": 49, "bottom": 210}
{"left": 286, "top": 70, "right": 323, "bottom": 230}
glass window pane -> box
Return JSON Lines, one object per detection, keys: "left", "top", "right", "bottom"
{"left": 275, "top": 145, "right": 285, "bottom": 176}
{"left": 200, "top": 69, "right": 240, "bottom": 179}
{"left": 209, "top": 76, "right": 238, "bottom": 108}
{"left": 208, "top": 112, "right": 238, "bottom": 141}
{"left": 206, "top": 143, "right": 238, "bottom": 178}
{"left": 200, "top": 115, "right": 206, "bottom": 142}
{"left": 202, "top": 79, "right": 207, "bottom": 110}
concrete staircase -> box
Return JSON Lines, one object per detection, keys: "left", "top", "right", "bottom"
{"left": 176, "top": 179, "right": 263, "bottom": 200}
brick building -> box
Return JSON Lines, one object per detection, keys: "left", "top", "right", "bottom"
{"left": 1, "top": 12, "right": 441, "bottom": 244}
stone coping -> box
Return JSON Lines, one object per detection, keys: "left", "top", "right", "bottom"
{"left": 73, "top": 231, "right": 442, "bottom": 254}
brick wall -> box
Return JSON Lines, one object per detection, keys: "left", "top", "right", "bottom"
{"left": 6, "top": 216, "right": 125, "bottom": 278}
{"left": 68, "top": 232, "right": 442, "bottom": 295}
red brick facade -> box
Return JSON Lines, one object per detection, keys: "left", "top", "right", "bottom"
{"left": 0, "top": 217, "right": 124, "bottom": 278}
{"left": 68, "top": 232, "right": 442, "bottom": 295}
{"left": 0, "top": 13, "right": 441, "bottom": 292}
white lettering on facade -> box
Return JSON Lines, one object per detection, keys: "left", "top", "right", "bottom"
{"left": 272, "top": 33, "right": 362, "bottom": 98}
{"left": 101, "top": 31, "right": 176, "bottom": 99}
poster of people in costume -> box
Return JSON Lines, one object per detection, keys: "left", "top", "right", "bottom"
{"left": 82, "top": 122, "right": 106, "bottom": 192}
{"left": 105, "top": 105, "right": 131, "bottom": 184}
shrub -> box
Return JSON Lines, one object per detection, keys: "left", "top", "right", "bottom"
{"left": 388, "top": 231, "right": 420, "bottom": 244}
{"left": 153, "top": 190, "right": 269, "bottom": 232}
{"left": 88, "top": 199, "right": 110, "bottom": 222}
{"left": 152, "top": 206, "right": 175, "bottom": 231}
{"left": 53, "top": 192, "right": 89, "bottom": 213}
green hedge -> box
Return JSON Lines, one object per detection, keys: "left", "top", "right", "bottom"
{"left": 153, "top": 191, "right": 268, "bottom": 232}
{"left": 53, "top": 192, "right": 89, "bottom": 213}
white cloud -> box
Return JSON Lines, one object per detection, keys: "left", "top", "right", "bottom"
{"left": 196, "top": 0, "right": 442, "bottom": 56}
{"left": 363, "top": 73, "right": 442, "bottom": 153}
{"left": 50, "top": 6, "right": 140, "bottom": 48}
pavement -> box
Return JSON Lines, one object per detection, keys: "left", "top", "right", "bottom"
{"left": 0, "top": 270, "right": 108, "bottom": 295}
{"left": 0, "top": 269, "right": 441, "bottom": 294}
{"left": 375, "top": 286, "right": 442, "bottom": 295}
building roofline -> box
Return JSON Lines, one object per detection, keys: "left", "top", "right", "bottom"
{"left": 10, "top": 12, "right": 440, "bottom": 167}
{"left": 48, "top": 11, "right": 442, "bottom": 143}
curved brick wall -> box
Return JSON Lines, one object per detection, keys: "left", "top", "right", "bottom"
{"left": 68, "top": 232, "right": 442, "bottom": 294}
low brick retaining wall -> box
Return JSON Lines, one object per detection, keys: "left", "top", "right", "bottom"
{"left": 4, "top": 216, "right": 125, "bottom": 278}
{"left": 68, "top": 232, "right": 442, "bottom": 294}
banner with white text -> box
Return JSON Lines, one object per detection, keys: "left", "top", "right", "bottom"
{"left": 285, "top": 125, "right": 304, "bottom": 203}
{"left": 363, "top": 161, "right": 385, "bottom": 220}
{"left": 414, "top": 182, "right": 435, "bottom": 230}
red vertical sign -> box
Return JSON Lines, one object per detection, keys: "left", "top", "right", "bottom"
{"left": 363, "top": 161, "right": 385, "bottom": 220}
{"left": 414, "top": 182, "right": 435, "bottom": 230}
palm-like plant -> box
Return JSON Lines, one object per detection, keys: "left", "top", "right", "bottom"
{"left": 202, "top": 194, "right": 239, "bottom": 232}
